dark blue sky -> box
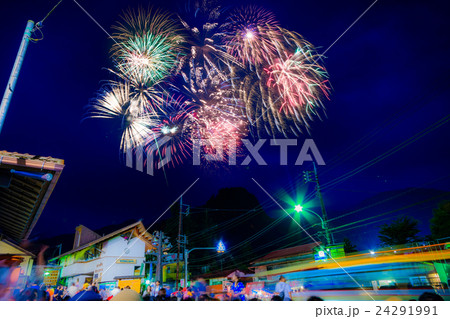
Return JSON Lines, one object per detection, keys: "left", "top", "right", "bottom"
{"left": 0, "top": 0, "right": 449, "bottom": 249}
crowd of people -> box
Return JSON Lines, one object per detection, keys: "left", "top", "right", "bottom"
{"left": 3, "top": 274, "right": 447, "bottom": 301}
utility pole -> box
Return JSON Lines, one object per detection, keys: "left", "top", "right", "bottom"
{"left": 176, "top": 198, "right": 189, "bottom": 290}
{"left": 303, "top": 161, "right": 333, "bottom": 246}
{"left": 155, "top": 231, "right": 163, "bottom": 282}
{"left": 176, "top": 198, "right": 183, "bottom": 290}
{"left": 151, "top": 231, "right": 172, "bottom": 284}
{"left": 0, "top": 20, "right": 35, "bottom": 134}
{"left": 182, "top": 235, "right": 188, "bottom": 288}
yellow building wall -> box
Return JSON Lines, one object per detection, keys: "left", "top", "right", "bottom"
{"left": 118, "top": 279, "right": 141, "bottom": 293}
{"left": 163, "top": 262, "right": 185, "bottom": 282}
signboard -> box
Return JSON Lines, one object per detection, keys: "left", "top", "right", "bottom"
{"left": 94, "top": 262, "right": 103, "bottom": 282}
{"left": 162, "top": 253, "right": 183, "bottom": 263}
{"left": 314, "top": 244, "right": 345, "bottom": 262}
{"left": 116, "top": 259, "right": 137, "bottom": 264}
{"left": 43, "top": 268, "right": 60, "bottom": 286}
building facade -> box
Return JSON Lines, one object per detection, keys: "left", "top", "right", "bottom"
{"left": 49, "top": 221, "right": 154, "bottom": 292}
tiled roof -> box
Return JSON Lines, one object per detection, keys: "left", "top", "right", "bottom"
{"left": 0, "top": 151, "right": 64, "bottom": 241}
{"left": 251, "top": 242, "right": 320, "bottom": 264}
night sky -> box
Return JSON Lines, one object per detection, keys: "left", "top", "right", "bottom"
{"left": 0, "top": 0, "right": 449, "bottom": 250}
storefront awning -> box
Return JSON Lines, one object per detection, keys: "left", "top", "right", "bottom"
{"left": 0, "top": 151, "right": 64, "bottom": 242}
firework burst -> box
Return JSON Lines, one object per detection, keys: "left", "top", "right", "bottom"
{"left": 145, "top": 96, "right": 196, "bottom": 166}
{"left": 266, "top": 45, "right": 330, "bottom": 116}
{"left": 224, "top": 6, "right": 280, "bottom": 67}
{"left": 87, "top": 4, "right": 331, "bottom": 171}
{"left": 190, "top": 83, "right": 248, "bottom": 161}
{"left": 88, "top": 82, "right": 159, "bottom": 151}
{"left": 237, "top": 28, "right": 330, "bottom": 137}
{"left": 176, "top": 3, "right": 238, "bottom": 95}
{"left": 110, "top": 8, "right": 184, "bottom": 112}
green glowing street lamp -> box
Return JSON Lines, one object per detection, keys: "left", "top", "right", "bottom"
{"left": 294, "top": 205, "right": 303, "bottom": 213}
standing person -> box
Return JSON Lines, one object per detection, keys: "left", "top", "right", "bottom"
{"left": 192, "top": 277, "right": 207, "bottom": 300}
{"left": 69, "top": 285, "right": 102, "bottom": 301}
{"left": 46, "top": 285, "right": 54, "bottom": 301}
{"left": 229, "top": 274, "right": 246, "bottom": 301}
{"left": 67, "top": 283, "right": 78, "bottom": 298}
{"left": 275, "top": 276, "right": 292, "bottom": 301}
{"left": 156, "top": 288, "right": 168, "bottom": 301}
{"left": 53, "top": 285, "right": 63, "bottom": 301}
{"left": 151, "top": 281, "right": 161, "bottom": 299}
{"left": 61, "top": 286, "right": 70, "bottom": 301}
{"left": 99, "top": 287, "right": 108, "bottom": 301}
{"left": 142, "top": 285, "right": 152, "bottom": 300}
{"left": 163, "top": 284, "right": 172, "bottom": 297}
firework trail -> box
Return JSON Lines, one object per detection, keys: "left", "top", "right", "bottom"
{"left": 175, "top": 2, "right": 238, "bottom": 95}
{"left": 110, "top": 8, "right": 184, "bottom": 112}
{"left": 145, "top": 96, "right": 196, "bottom": 166}
{"left": 237, "top": 27, "right": 330, "bottom": 137}
{"left": 88, "top": 82, "right": 159, "bottom": 151}
{"left": 192, "top": 95, "right": 248, "bottom": 162}
{"left": 266, "top": 45, "right": 330, "bottom": 116}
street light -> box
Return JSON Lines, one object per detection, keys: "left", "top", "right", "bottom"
{"left": 293, "top": 204, "right": 330, "bottom": 245}
{"left": 294, "top": 205, "right": 303, "bottom": 213}
{"left": 184, "top": 241, "right": 226, "bottom": 288}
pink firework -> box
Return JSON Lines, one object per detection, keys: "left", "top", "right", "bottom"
{"left": 192, "top": 100, "right": 247, "bottom": 162}
{"left": 225, "top": 6, "right": 280, "bottom": 67}
{"left": 265, "top": 46, "right": 330, "bottom": 116}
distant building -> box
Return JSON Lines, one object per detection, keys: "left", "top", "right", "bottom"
{"left": 49, "top": 221, "right": 154, "bottom": 292}
{"left": 250, "top": 243, "right": 321, "bottom": 279}
{"left": 201, "top": 269, "right": 254, "bottom": 296}
{"left": 161, "top": 259, "right": 186, "bottom": 284}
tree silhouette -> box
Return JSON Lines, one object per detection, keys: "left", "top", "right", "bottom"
{"left": 378, "top": 216, "right": 420, "bottom": 246}
{"left": 430, "top": 200, "right": 450, "bottom": 240}
{"left": 343, "top": 237, "right": 357, "bottom": 253}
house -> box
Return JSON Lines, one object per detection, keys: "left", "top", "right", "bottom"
{"left": 49, "top": 221, "right": 154, "bottom": 292}
{"left": 250, "top": 243, "right": 321, "bottom": 279}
